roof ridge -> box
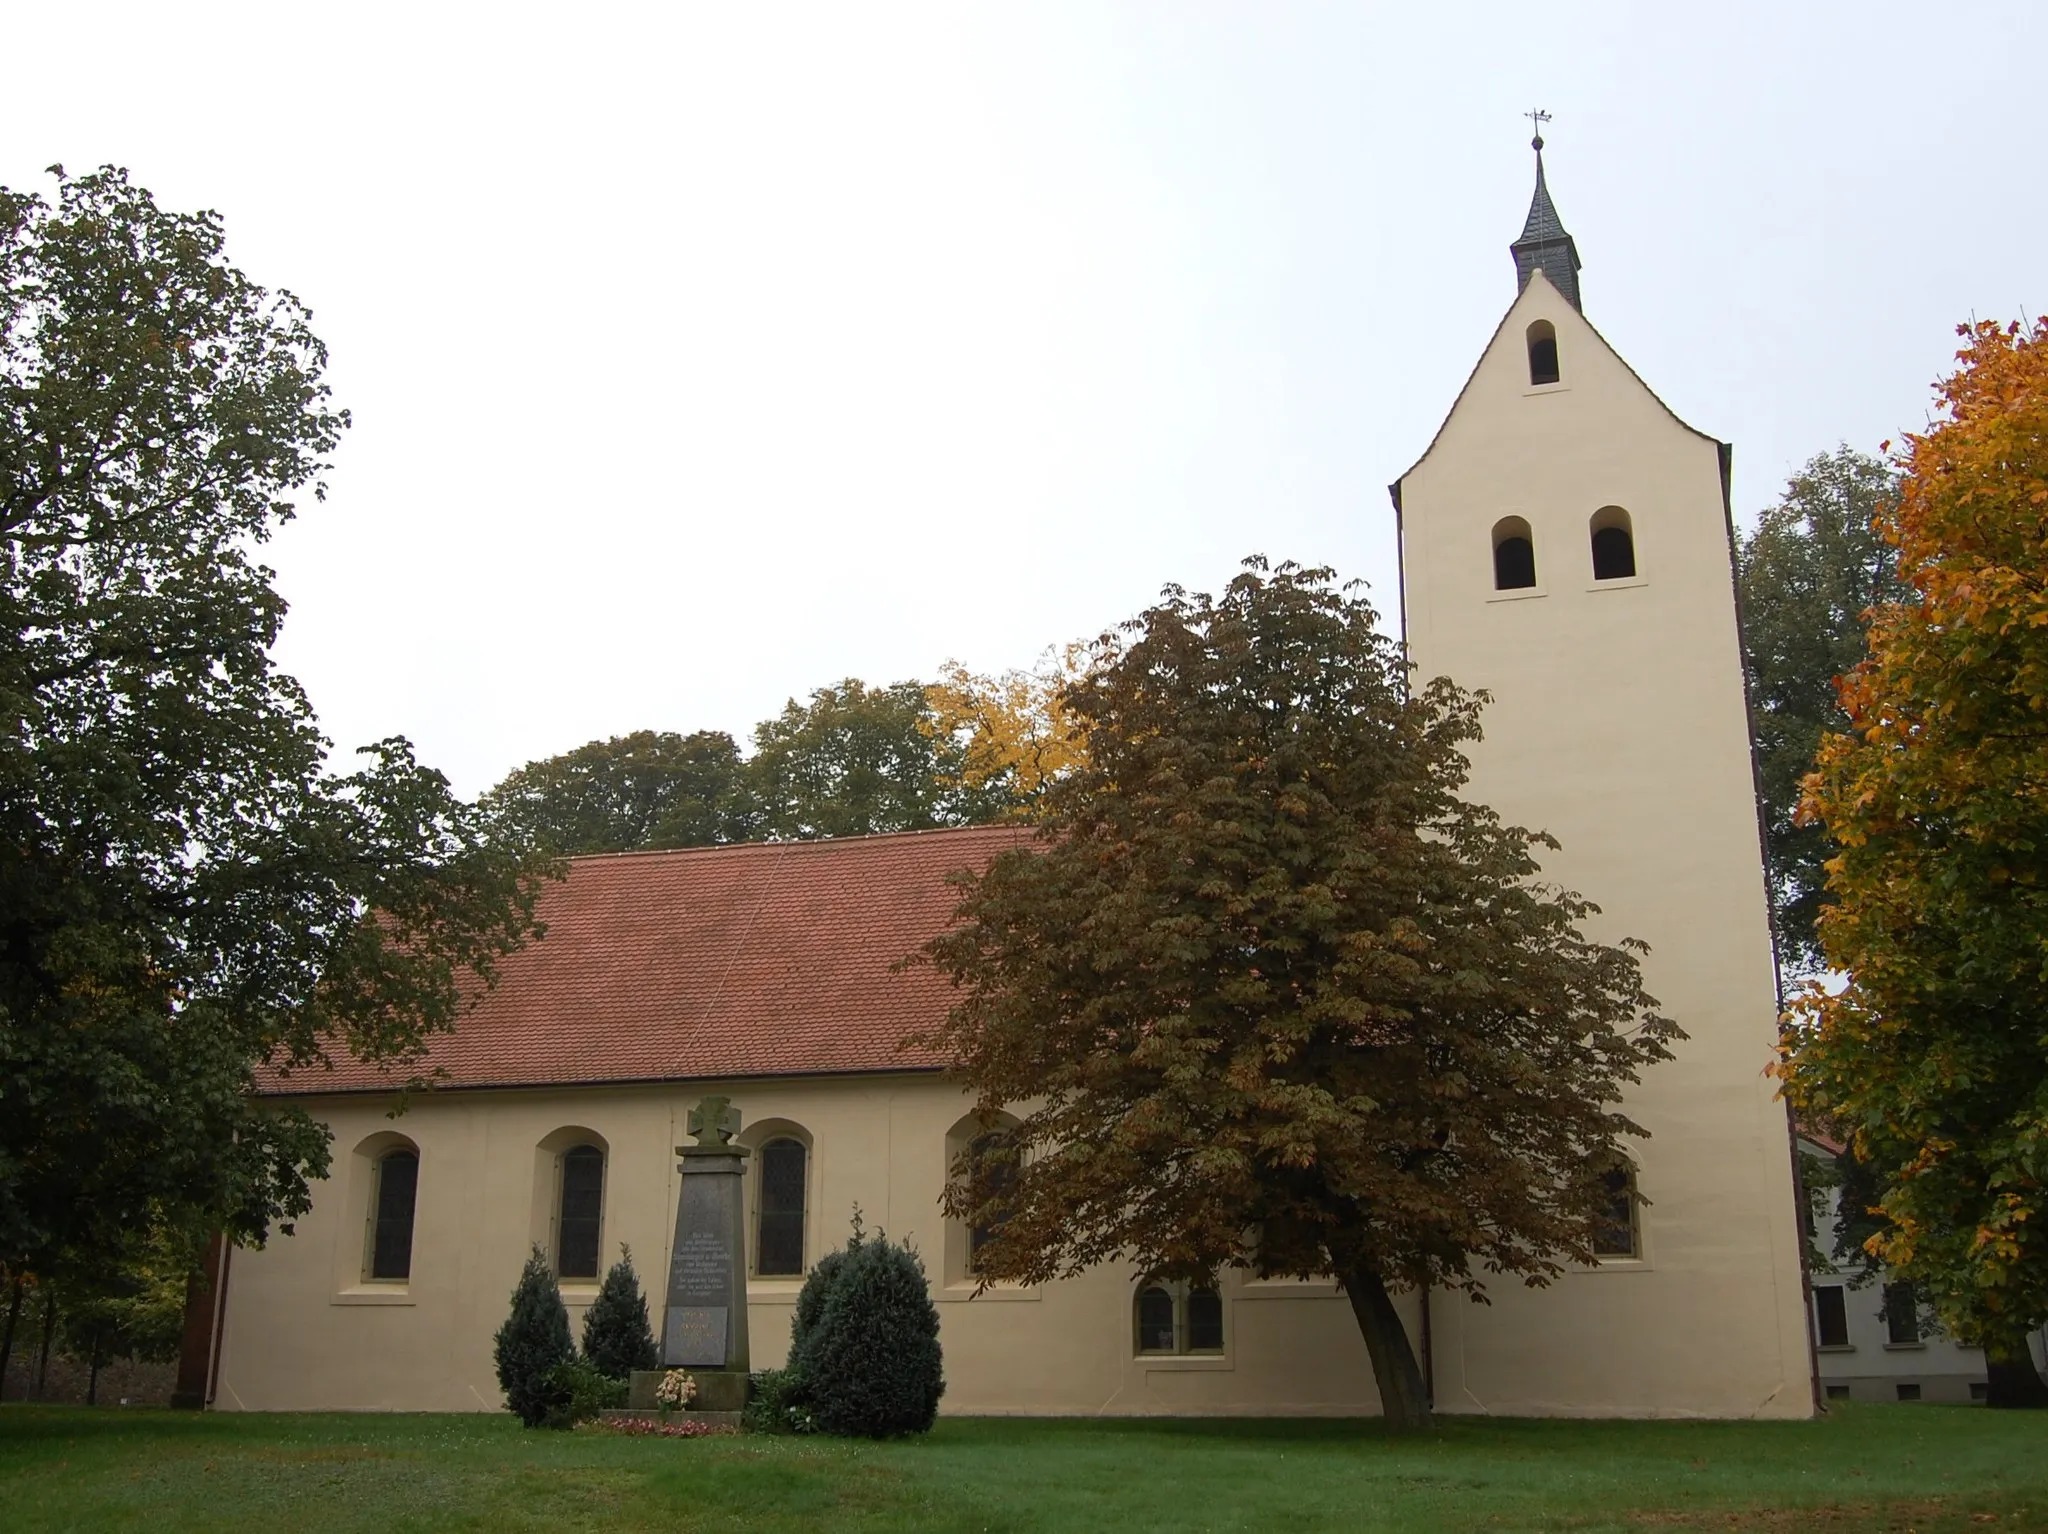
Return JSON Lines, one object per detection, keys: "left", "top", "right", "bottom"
{"left": 564, "top": 822, "right": 1029, "bottom": 866}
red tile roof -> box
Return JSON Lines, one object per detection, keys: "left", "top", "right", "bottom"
{"left": 264, "top": 825, "right": 1026, "bottom": 1095}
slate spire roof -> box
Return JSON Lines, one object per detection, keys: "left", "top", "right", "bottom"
{"left": 1510, "top": 131, "right": 1583, "bottom": 312}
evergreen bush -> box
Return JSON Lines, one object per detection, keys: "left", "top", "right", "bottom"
{"left": 580, "top": 1245, "right": 660, "bottom": 1380}
{"left": 542, "top": 1355, "right": 626, "bottom": 1429}
{"left": 742, "top": 1367, "right": 818, "bottom": 1434}
{"left": 493, "top": 1247, "right": 574, "bottom": 1427}
{"left": 789, "top": 1243, "right": 852, "bottom": 1359}
{"left": 785, "top": 1218, "right": 943, "bottom": 1438}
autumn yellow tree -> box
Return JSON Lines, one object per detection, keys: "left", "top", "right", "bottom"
{"left": 1782, "top": 319, "right": 2048, "bottom": 1406}
{"left": 925, "top": 644, "right": 1095, "bottom": 814}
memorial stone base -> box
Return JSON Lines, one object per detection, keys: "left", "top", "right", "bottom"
{"left": 628, "top": 1367, "right": 750, "bottom": 1415}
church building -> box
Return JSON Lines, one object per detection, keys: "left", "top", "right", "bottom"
{"left": 194, "top": 143, "right": 1817, "bottom": 1419}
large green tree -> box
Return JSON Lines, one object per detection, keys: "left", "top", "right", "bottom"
{"left": 747, "top": 678, "right": 1004, "bottom": 840}
{"left": 485, "top": 679, "right": 1022, "bottom": 856}
{"left": 917, "top": 561, "right": 1676, "bottom": 1432}
{"left": 1736, "top": 447, "right": 1908, "bottom": 972}
{"left": 484, "top": 729, "right": 754, "bottom": 854}
{"left": 1782, "top": 320, "right": 2048, "bottom": 1405}
{"left": 0, "top": 166, "right": 548, "bottom": 1284}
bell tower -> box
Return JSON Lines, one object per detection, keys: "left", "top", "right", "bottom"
{"left": 1389, "top": 136, "right": 1814, "bottom": 1417}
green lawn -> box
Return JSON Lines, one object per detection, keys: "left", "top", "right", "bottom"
{"left": 1, "top": 1405, "right": 2043, "bottom": 1533}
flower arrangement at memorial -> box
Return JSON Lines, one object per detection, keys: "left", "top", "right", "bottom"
{"left": 653, "top": 1368, "right": 698, "bottom": 1413}
{"left": 585, "top": 1413, "right": 732, "bottom": 1438}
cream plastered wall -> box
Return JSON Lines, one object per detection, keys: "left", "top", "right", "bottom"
{"left": 1393, "top": 271, "right": 1814, "bottom": 1418}
{"left": 215, "top": 1073, "right": 1415, "bottom": 1416}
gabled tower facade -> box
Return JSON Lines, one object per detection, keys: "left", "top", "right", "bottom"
{"left": 1390, "top": 148, "right": 1813, "bottom": 1417}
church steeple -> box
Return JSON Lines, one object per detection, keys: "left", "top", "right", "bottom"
{"left": 1510, "top": 116, "right": 1582, "bottom": 312}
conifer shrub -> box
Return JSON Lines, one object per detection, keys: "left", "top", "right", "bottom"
{"left": 789, "top": 1243, "right": 851, "bottom": 1360}
{"left": 784, "top": 1217, "right": 943, "bottom": 1438}
{"left": 581, "top": 1245, "right": 660, "bottom": 1380}
{"left": 494, "top": 1247, "right": 574, "bottom": 1427}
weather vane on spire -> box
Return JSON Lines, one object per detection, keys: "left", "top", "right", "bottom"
{"left": 1525, "top": 108, "right": 1551, "bottom": 152}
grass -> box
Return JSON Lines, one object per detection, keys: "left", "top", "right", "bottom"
{"left": 0, "top": 1404, "right": 2044, "bottom": 1533}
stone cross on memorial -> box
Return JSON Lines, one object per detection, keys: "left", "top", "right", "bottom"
{"left": 652, "top": 1094, "right": 751, "bottom": 1413}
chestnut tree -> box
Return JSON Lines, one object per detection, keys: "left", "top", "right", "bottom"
{"left": 917, "top": 561, "right": 1676, "bottom": 1431}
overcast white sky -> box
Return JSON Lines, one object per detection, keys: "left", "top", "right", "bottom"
{"left": 6, "top": 2, "right": 2043, "bottom": 796}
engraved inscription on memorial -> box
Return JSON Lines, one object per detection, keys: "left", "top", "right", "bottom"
{"left": 669, "top": 1229, "right": 732, "bottom": 1305}
{"left": 667, "top": 1305, "right": 728, "bottom": 1367}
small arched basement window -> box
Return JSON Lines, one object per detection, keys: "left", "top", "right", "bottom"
{"left": 1526, "top": 320, "right": 1560, "bottom": 386}
{"left": 555, "top": 1144, "right": 606, "bottom": 1281}
{"left": 1492, "top": 516, "right": 1537, "bottom": 591}
{"left": 1590, "top": 506, "right": 1637, "bottom": 580}
{"left": 756, "top": 1136, "right": 809, "bottom": 1276}
{"left": 1135, "top": 1284, "right": 1177, "bottom": 1353}
{"left": 368, "top": 1148, "right": 420, "bottom": 1281}
{"left": 1133, "top": 1280, "right": 1226, "bottom": 1355}
{"left": 1593, "top": 1161, "right": 1641, "bottom": 1259}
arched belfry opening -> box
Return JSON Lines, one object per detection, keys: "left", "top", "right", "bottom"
{"left": 1526, "top": 320, "right": 1559, "bottom": 386}
{"left": 1492, "top": 516, "right": 1537, "bottom": 590}
{"left": 1590, "top": 506, "right": 1636, "bottom": 580}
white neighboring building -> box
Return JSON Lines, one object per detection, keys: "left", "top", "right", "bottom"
{"left": 1799, "top": 1137, "right": 1995, "bottom": 1405}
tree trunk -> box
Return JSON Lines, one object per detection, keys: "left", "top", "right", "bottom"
{"left": 33, "top": 1292, "right": 56, "bottom": 1399}
{"left": 1984, "top": 1343, "right": 2048, "bottom": 1409}
{"left": 0, "top": 1277, "right": 23, "bottom": 1401}
{"left": 86, "top": 1327, "right": 103, "bottom": 1407}
{"left": 1337, "top": 1264, "right": 1435, "bottom": 1431}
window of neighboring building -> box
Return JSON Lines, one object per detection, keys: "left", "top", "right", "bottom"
{"left": 1884, "top": 1281, "right": 1921, "bottom": 1345}
{"left": 555, "top": 1144, "right": 605, "bottom": 1281}
{"left": 1593, "top": 1163, "right": 1640, "bottom": 1259}
{"left": 1590, "top": 507, "right": 1637, "bottom": 580}
{"left": 1814, "top": 1284, "right": 1850, "bottom": 1348}
{"left": 1492, "top": 516, "right": 1537, "bottom": 591}
{"left": 1970, "top": 1381, "right": 1989, "bottom": 1401}
{"left": 1895, "top": 1382, "right": 1922, "bottom": 1402}
{"left": 1527, "top": 320, "right": 1560, "bottom": 386}
{"left": 368, "top": 1149, "right": 419, "bottom": 1282}
{"left": 757, "top": 1136, "right": 808, "bottom": 1277}
{"left": 1824, "top": 1383, "right": 1851, "bottom": 1401}
{"left": 1133, "top": 1281, "right": 1226, "bottom": 1357}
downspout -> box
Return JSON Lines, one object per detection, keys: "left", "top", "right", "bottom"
{"left": 1388, "top": 481, "right": 1409, "bottom": 654}
{"left": 1718, "top": 436, "right": 1824, "bottom": 1417}
{"left": 1419, "top": 1280, "right": 1433, "bottom": 1409}
{"left": 1395, "top": 475, "right": 1430, "bottom": 1414}
{"left": 205, "top": 1243, "right": 232, "bottom": 1407}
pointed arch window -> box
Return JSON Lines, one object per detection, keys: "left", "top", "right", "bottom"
{"left": 1526, "top": 320, "right": 1560, "bottom": 386}
{"left": 1492, "top": 516, "right": 1537, "bottom": 591}
{"left": 1590, "top": 506, "right": 1637, "bottom": 581}
{"left": 756, "top": 1137, "right": 808, "bottom": 1277}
